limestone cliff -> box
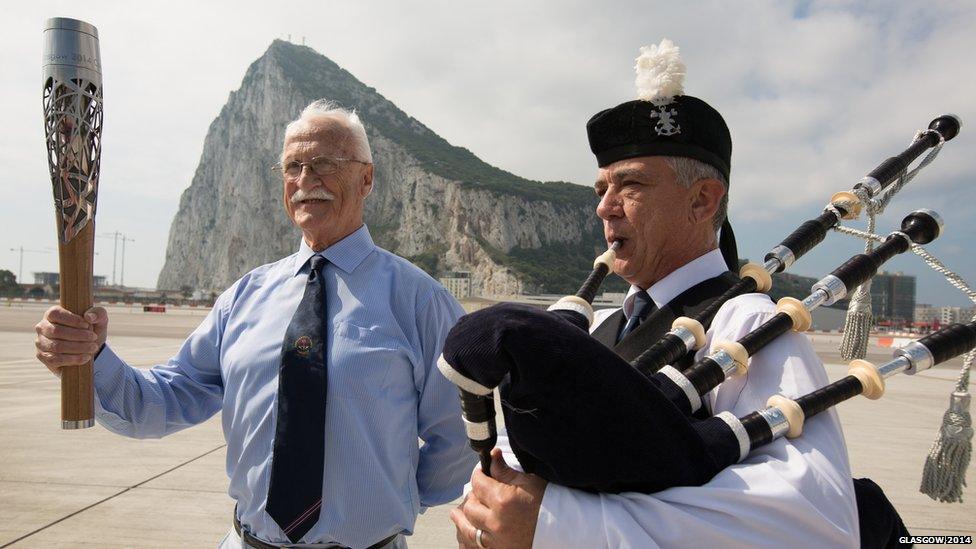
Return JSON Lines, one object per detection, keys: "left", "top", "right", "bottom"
{"left": 158, "top": 40, "right": 616, "bottom": 296}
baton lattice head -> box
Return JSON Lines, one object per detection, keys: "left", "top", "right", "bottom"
{"left": 43, "top": 75, "right": 102, "bottom": 243}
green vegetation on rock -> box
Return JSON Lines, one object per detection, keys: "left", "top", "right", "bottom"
{"left": 406, "top": 244, "right": 448, "bottom": 277}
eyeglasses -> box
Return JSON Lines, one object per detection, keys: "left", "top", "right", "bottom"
{"left": 272, "top": 156, "right": 369, "bottom": 180}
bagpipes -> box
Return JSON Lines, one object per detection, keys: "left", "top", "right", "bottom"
{"left": 437, "top": 115, "right": 974, "bottom": 495}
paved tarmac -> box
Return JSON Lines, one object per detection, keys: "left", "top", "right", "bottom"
{"left": 1, "top": 301, "right": 973, "bottom": 547}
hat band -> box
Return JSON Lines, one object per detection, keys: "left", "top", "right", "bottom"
{"left": 595, "top": 141, "right": 730, "bottom": 180}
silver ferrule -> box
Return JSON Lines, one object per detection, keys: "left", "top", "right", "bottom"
{"left": 801, "top": 289, "right": 830, "bottom": 311}
{"left": 61, "top": 418, "right": 95, "bottom": 430}
{"left": 763, "top": 258, "right": 781, "bottom": 274}
{"left": 886, "top": 231, "right": 913, "bottom": 248}
{"left": 766, "top": 245, "right": 795, "bottom": 271}
{"left": 854, "top": 176, "right": 882, "bottom": 198}
{"left": 810, "top": 274, "right": 847, "bottom": 306}
{"left": 875, "top": 356, "right": 912, "bottom": 379}
{"left": 894, "top": 341, "right": 935, "bottom": 375}
{"left": 671, "top": 325, "right": 698, "bottom": 352}
{"left": 759, "top": 406, "right": 791, "bottom": 440}
{"left": 710, "top": 349, "right": 739, "bottom": 378}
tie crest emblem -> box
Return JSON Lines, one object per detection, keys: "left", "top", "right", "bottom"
{"left": 295, "top": 335, "right": 312, "bottom": 357}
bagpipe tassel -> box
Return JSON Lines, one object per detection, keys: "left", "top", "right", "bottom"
{"left": 840, "top": 281, "right": 873, "bottom": 360}
{"left": 920, "top": 361, "right": 973, "bottom": 502}
{"left": 840, "top": 212, "right": 877, "bottom": 360}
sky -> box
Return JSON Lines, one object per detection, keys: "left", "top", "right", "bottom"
{"left": 3, "top": 0, "right": 975, "bottom": 307}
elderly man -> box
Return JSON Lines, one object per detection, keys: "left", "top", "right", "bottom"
{"left": 35, "top": 99, "right": 475, "bottom": 548}
{"left": 450, "top": 42, "right": 863, "bottom": 548}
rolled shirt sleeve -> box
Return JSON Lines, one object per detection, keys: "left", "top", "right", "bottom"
{"left": 530, "top": 294, "right": 859, "bottom": 548}
{"left": 92, "top": 290, "right": 230, "bottom": 439}
{"left": 414, "top": 288, "right": 478, "bottom": 507}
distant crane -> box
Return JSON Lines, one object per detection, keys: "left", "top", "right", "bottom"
{"left": 8, "top": 246, "right": 53, "bottom": 284}
{"left": 119, "top": 234, "right": 135, "bottom": 287}
{"left": 97, "top": 231, "right": 136, "bottom": 287}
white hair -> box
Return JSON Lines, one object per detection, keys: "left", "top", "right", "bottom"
{"left": 662, "top": 157, "right": 728, "bottom": 232}
{"left": 283, "top": 99, "right": 373, "bottom": 163}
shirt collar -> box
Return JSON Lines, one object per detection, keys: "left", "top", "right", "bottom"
{"left": 623, "top": 248, "right": 727, "bottom": 318}
{"left": 293, "top": 224, "right": 376, "bottom": 276}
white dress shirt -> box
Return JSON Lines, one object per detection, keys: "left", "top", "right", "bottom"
{"left": 497, "top": 248, "right": 859, "bottom": 548}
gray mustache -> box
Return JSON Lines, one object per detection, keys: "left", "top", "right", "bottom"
{"left": 291, "top": 188, "right": 336, "bottom": 203}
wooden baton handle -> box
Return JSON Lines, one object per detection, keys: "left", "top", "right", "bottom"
{"left": 58, "top": 222, "right": 95, "bottom": 429}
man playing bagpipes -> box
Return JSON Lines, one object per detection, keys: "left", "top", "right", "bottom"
{"left": 444, "top": 40, "right": 939, "bottom": 548}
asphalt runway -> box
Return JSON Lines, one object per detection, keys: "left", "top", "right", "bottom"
{"left": 1, "top": 301, "right": 973, "bottom": 547}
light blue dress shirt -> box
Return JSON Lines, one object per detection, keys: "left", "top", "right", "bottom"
{"left": 93, "top": 225, "right": 475, "bottom": 546}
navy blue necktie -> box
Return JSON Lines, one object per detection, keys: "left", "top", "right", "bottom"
{"left": 617, "top": 289, "right": 656, "bottom": 343}
{"left": 267, "top": 255, "right": 328, "bottom": 542}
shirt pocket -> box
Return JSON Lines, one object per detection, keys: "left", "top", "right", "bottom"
{"left": 331, "top": 321, "right": 405, "bottom": 401}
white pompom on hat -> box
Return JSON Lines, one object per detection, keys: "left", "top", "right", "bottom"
{"left": 634, "top": 38, "right": 686, "bottom": 104}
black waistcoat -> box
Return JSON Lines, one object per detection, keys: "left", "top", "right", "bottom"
{"left": 591, "top": 271, "right": 741, "bottom": 371}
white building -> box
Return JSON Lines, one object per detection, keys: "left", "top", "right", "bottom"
{"left": 914, "top": 303, "right": 938, "bottom": 325}
{"left": 439, "top": 271, "right": 473, "bottom": 300}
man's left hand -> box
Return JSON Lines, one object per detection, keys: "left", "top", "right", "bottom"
{"left": 450, "top": 448, "right": 548, "bottom": 549}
